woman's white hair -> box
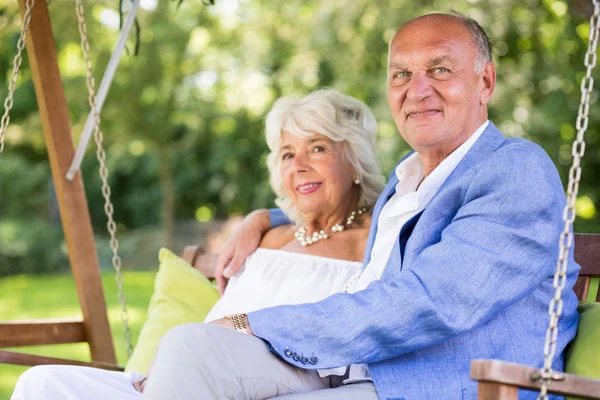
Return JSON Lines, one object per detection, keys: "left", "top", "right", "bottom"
{"left": 265, "top": 89, "right": 385, "bottom": 224}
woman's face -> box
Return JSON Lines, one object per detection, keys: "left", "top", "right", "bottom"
{"left": 279, "top": 131, "right": 356, "bottom": 220}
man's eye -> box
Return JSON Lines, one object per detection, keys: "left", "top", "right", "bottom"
{"left": 434, "top": 67, "right": 449, "bottom": 74}
{"left": 312, "top": 146, "right": 325, "bottom": 153}
{"left": 282, "top": 153, "right": 293, "bottom": 160}
{"left": 393, "top": 71, "right": 410, "bottom": 79}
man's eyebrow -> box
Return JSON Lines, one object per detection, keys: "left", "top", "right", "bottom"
{"left": 428, "top": 55, "right": 455, "bottom": 66}
{"left": 388, "top": 63, "right": 406, "bottom": 70}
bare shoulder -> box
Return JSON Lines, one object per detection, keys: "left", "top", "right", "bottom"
{"left": 259, "top": 225, "right": 295, "bottom": 249}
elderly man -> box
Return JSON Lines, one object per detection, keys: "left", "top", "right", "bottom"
{"left": 143, "top": 12, "right": 579, "bottom": 400}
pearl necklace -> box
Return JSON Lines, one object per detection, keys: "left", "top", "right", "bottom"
{"left": 294, "top": 207, "right": 368, "bottom": 247}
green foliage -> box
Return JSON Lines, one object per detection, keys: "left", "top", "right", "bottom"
{"left": 0, "top": 219, "right": 68, "bottom": 277}
{"left": 0, "top": 0, "right": 599, "bottom": 276}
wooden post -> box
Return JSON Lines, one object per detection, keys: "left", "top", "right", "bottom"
{"left": 477, "top": 382, "right": 518, "bottom": 400}
{"left": 17, "top": 0, "right": 117, "bottom": 363}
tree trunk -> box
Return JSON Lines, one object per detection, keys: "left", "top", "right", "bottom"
{"left": 157, "top": 148, "right": 175, "bottom": 250}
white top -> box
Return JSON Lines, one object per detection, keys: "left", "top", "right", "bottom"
{"left": 204, "top": 247, "right": 365, "bottom": 381}
{"left": 354, "top": 120, "right": 489, "bottom": 291}
{"left": 205, "top": 248, "right": 363, "bottom": 322}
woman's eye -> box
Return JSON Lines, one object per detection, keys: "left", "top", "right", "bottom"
{"left": 312, "top": 146, "right": 325, "bottom": 153}
{"left": 281, "top": 153, "right": 293, "bottom": 160}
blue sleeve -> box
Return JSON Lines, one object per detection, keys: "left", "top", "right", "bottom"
{"left": 248, "top": 146, "right": 577, "bottom": 370}
{"left": 269, "top": 208, "right": 291, "bottom": 228}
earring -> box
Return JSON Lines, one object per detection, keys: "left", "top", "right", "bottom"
{"left": 354, "top": 177, "right": 360, "bottom": 185}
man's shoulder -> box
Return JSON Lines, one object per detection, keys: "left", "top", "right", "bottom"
{"left": 490, "top": 135, "right": 555, "bottom": 169}
{"left": 469, "top": 134, "right": 563, "bottom": 195}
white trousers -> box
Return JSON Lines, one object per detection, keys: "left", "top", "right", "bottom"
{"left": 11, "top": 323, "right": 378, "bottom": 400}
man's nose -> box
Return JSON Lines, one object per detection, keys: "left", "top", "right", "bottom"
{"left": 406, "top": 72, "right": 434, "bottom": 101}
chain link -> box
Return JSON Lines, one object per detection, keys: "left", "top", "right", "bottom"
{"left": 537, "top": 2, "right": 600, "bottom": 398}
{"left": 74, "top": 0, "right": 133, "bottom": 358}
{"left": 0, "top": 0, "right": 35, "bottom": 157}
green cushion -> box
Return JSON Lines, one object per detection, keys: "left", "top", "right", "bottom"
{"left": 565, "top": 302, "right": 600, "bottom": 382}
{"left": 125, "top": 248, "right": 220, "bottom": 374}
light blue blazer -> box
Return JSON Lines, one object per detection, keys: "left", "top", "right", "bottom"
{"left": 249, "top": 122, "right": 580, "bottom": 400}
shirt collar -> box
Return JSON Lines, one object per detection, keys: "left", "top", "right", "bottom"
{"left": 394, "top": 120, "right": 490, "bottom": 204}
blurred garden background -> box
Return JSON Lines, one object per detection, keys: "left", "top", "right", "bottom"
{"left": 0, "top": 0, "right": 599, "bottom": 397}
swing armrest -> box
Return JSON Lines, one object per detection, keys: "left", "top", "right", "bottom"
{"left": 0, "top": 350, "right": 124, "bottom": 371}
{"left": 471, "top": 359, "right": 600, "bottom": 400}
{"left": 181, "top": 245, "right": 218, "bottom": 279}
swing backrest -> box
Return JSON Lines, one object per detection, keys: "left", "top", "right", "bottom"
{"left": 181, "top": 245, "right": 218, "bottom": 279}
{"left": 573, "top": 233, "right": 600, "bottom": 302}
{"left": 471, "top": 233, "right": 600, "bottom": 400}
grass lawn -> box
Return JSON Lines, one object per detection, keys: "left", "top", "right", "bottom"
{"left": 0, "top": 270, "right": 156, "bottom": 399}
{"left": 0, "top": 271, "right": 597, "bottom": 399}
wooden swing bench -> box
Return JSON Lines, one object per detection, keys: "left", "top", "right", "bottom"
{"left": 1, "top": 233, "right": 600, "bottom": 399}
{"left": 1, "top": 1, "right": 599, "bottom": 399}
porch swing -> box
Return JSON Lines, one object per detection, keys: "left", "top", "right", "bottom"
{"left": 0, "top": 0, "right": 213, "bottom": 371}
{"left": 0, "top": 0, "right": 599, "bottom": 399}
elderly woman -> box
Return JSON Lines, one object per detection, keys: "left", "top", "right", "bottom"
{"left": 11, "top": 89, "right": 384, "bottom": 400}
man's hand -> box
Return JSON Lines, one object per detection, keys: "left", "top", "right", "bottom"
{"left": 215, "top": 209, "right": 271, "bottom": 294}
{"left": 210, "top": 316, "right": 255, "bottom": 336}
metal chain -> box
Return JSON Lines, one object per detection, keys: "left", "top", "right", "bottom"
{"left": 0, "top": 0, "right": 35, "bottom": 157}
{"left": 537, "top": 2, "right": 600, "bottom": 398}
{"left": 74, "top": 0, "right": 133, "bottom": 357}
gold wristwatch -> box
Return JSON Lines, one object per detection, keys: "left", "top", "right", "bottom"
{"left": 225, "top": 313, "right": 248, "bottom": 334}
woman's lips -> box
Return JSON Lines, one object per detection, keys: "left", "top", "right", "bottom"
{"left": 296, "top": 182, "right": 322, "bottom": 194}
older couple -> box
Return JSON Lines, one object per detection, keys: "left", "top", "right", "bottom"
{"left": 13, "top": 11, "right": 579, "bottom": 400}
{"left": 13, "top": 89, "right": 385, "bottom": 399}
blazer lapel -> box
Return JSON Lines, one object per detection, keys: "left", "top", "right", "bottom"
{"left": 387, "top": 123, "right": 507, "bottom": 272}
{"left": 398, "top": 210, "right": 424, "bottom": 261}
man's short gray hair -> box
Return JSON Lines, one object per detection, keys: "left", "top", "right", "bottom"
{"left": 389, "top": 11, "right": 493, "bottom": 74}
{"left": 451, "top": 11, "right": 492, "bottom": 73}
{"left": 265, "top": 89, "right": 385, "bottom": 224}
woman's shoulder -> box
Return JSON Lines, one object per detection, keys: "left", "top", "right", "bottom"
{"left": 259, "top": 225, "right": 295, "bottom": 249}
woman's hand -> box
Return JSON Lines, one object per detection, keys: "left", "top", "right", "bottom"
{"left": 132, "top": 354, "right": 156, "bottom": 393}
{"left": 132, "top": 377, "right": 147, "bottom": 393}
{"left": 215, "top": 210, "right": 271, "bottom": 294}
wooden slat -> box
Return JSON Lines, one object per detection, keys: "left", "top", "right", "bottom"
{"left": 181, "top": 245, "right": 218, "bottom": 279}
{"left": 477, "top": 381, "right": 518, "bottom": 400}
{"left": 0, "top": 319, "right": 85, "bottom": 347}
{"left": 193, "top": 253, "right": 218, "bottom": 279}
{"left": 0, "top": 350, "right": 123, "bottom": 371}
{"left": 181, "top": 245, "right": 203, "bottom": 265}
{"left": 574, "top": 276, "right": 591, "bottom": 302}
{"left": 471, "top": 359, "right": 600, "bottom": 399}
{"left": 575, "top": 234, "right": 600, "bottom": 276}
{"left": 18, "top": 0, "right": 116, "bottom": 363}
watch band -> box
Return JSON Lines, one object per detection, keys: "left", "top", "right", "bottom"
{"left": 225, "top": 313, "right": 248, "bottom": 334}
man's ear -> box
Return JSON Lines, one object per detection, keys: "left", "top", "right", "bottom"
{"left": 479, "top": 62, "right": 496, "bottom": 105}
